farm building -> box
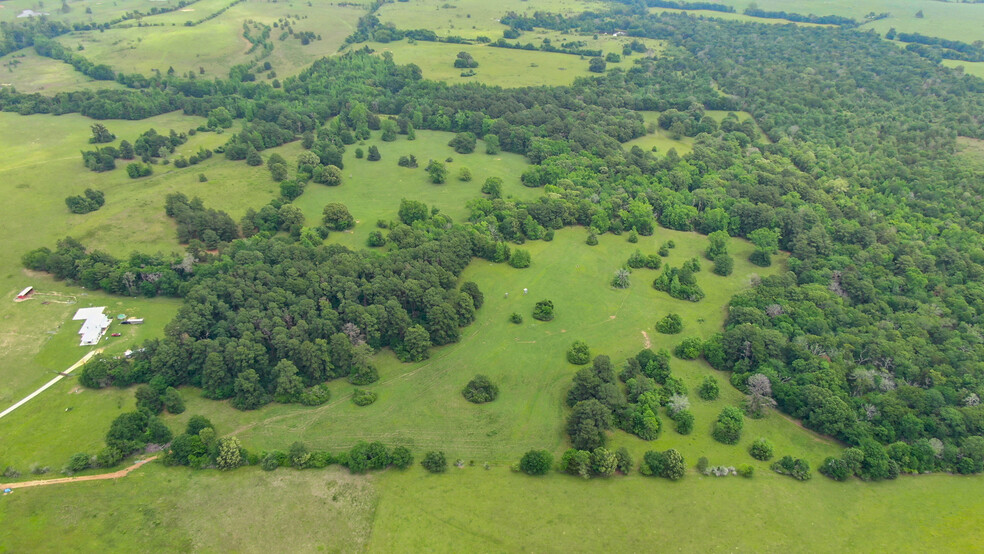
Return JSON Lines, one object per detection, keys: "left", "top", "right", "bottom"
{"left": 14, "top": 286, "right": 33, "bottom": 301}
{"left": 72, "top": 307, "right": 112, "bottom": 346}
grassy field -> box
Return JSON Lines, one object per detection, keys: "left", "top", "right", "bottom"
{"left": 295, "top": 129, "right": 539, "bottom": 250}
{"left": 149, "top": 227, "right": 795, "bottom": 468}
{"left": 0, "top": 464, "right": 378, "bottom": 551}
{"left": 945, "top": 59, "right": 984, "bottom": 80}
{"left": 376, "top": 0, "right": 608, "bottom": 41}
{"left": 369, "top": 40, "right": 604, "bottom": 88}
{"left": 0, "top": 0, "right": 186, "bottom": 25}
{"left": 0, "top": 111, "right": 285, "bottom": 426}
{"left": 59, "top": 0, "right": 363, "bottom": 80}
{"left": 3, "top": 455, "right": 984, "bottom": 551}
{"left": 652, "top": 0, "right": 984, "bottom": 42}
{"left": 0, "top": 48, "right": 126, "bottom": 94}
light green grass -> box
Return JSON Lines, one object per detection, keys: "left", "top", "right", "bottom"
{"left": 376, "top": 0, "right": 609, "bottom": 41}
{"left": 295, "top": 129, "right": 538, "bottom": 250}
{"left": 0, "top": 111, "right": 282, "bottom": 412}
{"left": 653, "top": 0, "right": 984, "bottom": 42}
{"left": 0, "top": 0, "right": 186, "bottom": 25}
{"left": 156, "top": 227, "right": 791, "bottom": 467}
{"left": 944, "top": 59, "right": 984, "bottom": 80}
{"left": 0, "top": 464, "right": 378, "bottom": 552}
{"left": 0, "top": 48, "right": 125, "bottom": 94}
{"left": 368, "top": 40, "right": 603, "bottom": 88}
{"left": 60, "top": 0, "right": 363, "bottom": 80}
{"left": 370, "top": 466, "right": 984, "bottom": 552}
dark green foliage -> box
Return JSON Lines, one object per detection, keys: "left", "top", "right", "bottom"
{"left": 398, "top": 198, "right": 429, "bottom": 225}
{"left": 819, "top": 457, "right": 850, "bottom": 481}
{"left": 65, "top": 188, "right": 105, "bottom": 214}
{"left": 615, "top": 447, "right": 633, "bottom": 474}
{"left": 453, "top": 51, "right": 479, "bottom": 69}
{"left": 163, "top": 387, "right": 185, "bottom": 414}
{"left": 509, "top": 249, "right": 531, "bottom": 268}
{"left": 712, "top": 254, "right": 734, "bottom": 276}
{"left": 672, "top": 410, "right": 694, "bottom": 435}
{"left": 532, "top": 300, "right": 554, "bottom": 321}
{"left": 567, "top": 340, "right": 590, "bottom": 365}
{"left": 749, "top": 249, "right": 771, "bottom": 267}
{"left": 460, "top": 281, "right": 484, "bottom": 309}
{"left": 88, "top": 123, "right": 115, "bottom": 143}
{"left": 519, "top": 449, "right": 553, "bottom": 475}
{"left": 586, "top": 233, "right": 598, "bottom": 246}
{"left": 186, "top": 416, "right": 214, "bottom": 436}
{"left": 771, "top": 456, "right": 812, "bottom": 481}
{"left": 697, "top": 376, "right": 719, "bottom": 400}
{"left": 246, "top": 149, "right": 263, "bottom": 166}
{"left": 509, "top": 312, "right": 523, "bottom": 324}
{"left": 421, "top": 450, "right": 447, "bottom": 473}
{"left": 367, "top": 145, "right": 381, "bottom": 161}
{"left": 653, "top": 266, "right": 704, "bottom": 302}
{"left": 567, "top": 399, "right": 612, "bottom": 450}
{"left": 749, "top": 438, "right": 774, "bottom": 461}
{"left": 641, "top": 449, "right": 685, "bottom": 480}
{"left": 713, "top": 406, "right": 744, "bottom": 445}
{"left": 352, "top": 388, "right": 377, "bottom": 406}
{"left": 673, "top": 337, "right": 703, "bottom": 359}
{"left": 322, "top": 202, "right": 354, "bottom": 230}
{"left": 448, "top": 132, "right": 477, "bottom": 154}
{"left": 391, "top": 446, "right": 414, "bottom": 469}
{"left": 656, "top": 313, "right": 683, "bottom": 334}
{"left": 367, "top": 230, "right": 386, "bottom": 247}
{"left": 462, "top": 374, "right": 499, "bottom": 403}
{"left": 588, "top": 57, "right": 606, "bottom": 73}
{"left": 559, "top": 449, "right": 592, "bottom": 478}
{"left": 135, "top": 384, "right": 163, "bottom": 414}
{"left": 481, "top": 176, "right": 502, "bottom": 198}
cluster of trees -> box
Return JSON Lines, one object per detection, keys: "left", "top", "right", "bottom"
{"left": 558, "top": 446, "right": 632, "bottom": 478}
{"left": 22, "top": 237, "right": 188, "bottom": 298}
{"left": 652, "top": 264, "right": 705, "bottom": 302}
{"left": 165, "top": 193, "right": 238, "bottom": 246}
{"left": 771, "top": 455, "right": 812, "bottom": 480}
{"left": 566, "top": 350, "right": 696, "bottom": 448}
{"left": 453, "top": 51, "right": 478, "bottom": 68}
{"left": 462, "top": 374, "right": 498, "bottom": 403}
{"left": 64, "top": 189, "right": 104, "bottom": 214}
{"left": 488, "top": 37, "right": 602, "bottom": 58}
{"left": 33, "top": 37, "right": 115, "bottom": 80}
{"left": 64, "top": 221, "right": 487, "bottom": 412}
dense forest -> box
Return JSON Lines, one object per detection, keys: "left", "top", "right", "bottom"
{"left": 18, "top": 8, "right": 984, "bottom": 475}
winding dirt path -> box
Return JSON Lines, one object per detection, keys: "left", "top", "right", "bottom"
{"left": 0, "top": 456, "right": 157, "bottom": 491}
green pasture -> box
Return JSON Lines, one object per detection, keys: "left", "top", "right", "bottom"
{"left": 0, "top": 48, "right": 125, "bottom": 94}
{"left": 0, "top": 464, "right": 378, "bottom": 552}
{"left": 59, "top": 0, "right": 363, "bottom": 80}
{"left": 367, "top": 39, "right": 604, "bottom": 88}
{"left": 295, "top": 129, "right": 538, "bottom": 250}
{"left": 3, "top": 451, "right": 984, "bottom": 551}
{"left": 376, "top": 0, "right": 608, "bottom": 41}
{"left": 652, "top": 0, "right": 984, "bottom": 42}
{"left": 650, "top": 7, "right": 836, "bottom": 27}
{"left": 0, "top": 0, "right": 185, "bottom": 25}
{"left": 945, "top": 59, "right": 984, "bottom": 80}
{"left": 151, "top": 227, "right": 790, "bottom": 469}
{"left": 0, "top": 111, "right": 285, "bottom": 418}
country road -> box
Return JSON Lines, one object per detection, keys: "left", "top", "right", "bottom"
{"left": 0, "top": 457, "right": 157, "bottom": 491}
{"left": 0, "top": 348, "right": 102, "bottom": 420}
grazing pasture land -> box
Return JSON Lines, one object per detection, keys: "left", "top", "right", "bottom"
{"left": 0, "top": 48, "right": 125, "bottom": 93}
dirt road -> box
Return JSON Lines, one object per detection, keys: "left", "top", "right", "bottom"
{"left": 0, "top": 348, "right": 102, "bottom": 420}
{"left": 0, "top": 456, "right": 157, "bottom": 491}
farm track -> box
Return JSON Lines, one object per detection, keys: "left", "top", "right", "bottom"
{"left": 0, "top": 456, "right": 157, "bottom": 490}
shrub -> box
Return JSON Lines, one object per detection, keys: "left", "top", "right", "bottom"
{"left": 163, "top": 387, "right": 185, "bottom": 414}
{"left": 481, "top": 176, "right": 502, "bottom": 198}
{"left": 696, "top": 456, "right": 709, "bottom": 473}
{"left": 749, "top": 438, "right": 775, "bottom": 461}
{"left": 750, "top": 249, "right": 772, "bottom": 267}
{"left": 448, "top": 132, "right": 477, "bottom": 154}
{"left": 712, "top": 406, "right": 744, "bottom": 445}
{"left": 697, "top": 376, "right": 720, "bottom": 400}
{"left": 674, "top": 337, "right": 703, "bottom": 359}
{"left": 611, "top": 268, "right": 631, "bottom": 289}
{"left": 509, "top": 312, "right": 523, "bottom": 324}
{"left": 820, "top": 457, "right": 851, "bottom": 481}
{"left": 509, "top": 249, "right": 531, "bottom": 268}
{"left": 299, "top": 384, "right": 332, "bottom": 406}
{"left": 322, "top": 203, "right": 354, "bottom": 230}
{"left": 560, "top": 449, "right": 592, "bottom": 478}
{"left": 641, "top": 449, "right": 685, "bottom": 480}
{"left": 615, "top": 447, "right": 633, "bottom": 474}
{"left": 519, "top": 449, "right": 553, "bottom": 476}
{"left": 586, "top": 233, "right": 598, "bottom": 246}
{"left": 772, "top": 455, "right": 812, "bottom": 481}
{"left": 367, "top": 230, "right": 386, "bottom": 247}
{"left": 68, "top": 452, "right": 91, "bottom": 472}
{"left": 532, "top": 300, "right": 554, "bottom": 321}
{"left": 421, "top": 450, "right": 447, "bottom": 473}
{"left": 673, "top": 410, "right": 694, "bottom": 435}
{"left": 656, "top": 313, "right": 683, "bottom": 334}
{"left": 462, "top": 374, "right": 499, "bottom": 403}
{"left": 567, "top": 340, "right": 591, "bottom": 365}
{"left": 458, "top": 167, "right": 472, "bottom": 181}
{"left": 738, "top": 464, "right": 755, "bottom": 478}
{"left": 628, "top": 231, "right": 638, "bottom": 243}
{"left": 367, "top": 145, "right": 381, "bottom": 161}
{"left": 391, "top": 446, "right": 414, "bottom": 469}
{"left": 713, "top": 253, "right": 734, "bottom": 276}
{"left": 261, "top": 453, "right": 280, "bottom": 471}
{"left": 352, "top": 389, "right": 377, "bottom": 406}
